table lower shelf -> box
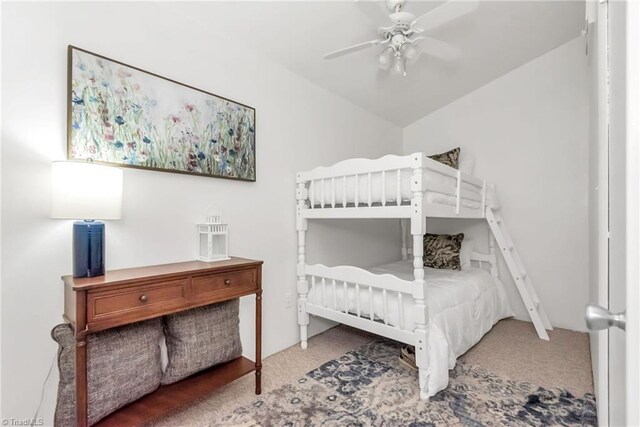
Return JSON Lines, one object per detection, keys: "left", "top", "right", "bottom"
{"left": 96, "top": 356, "right": 256, "bottom": 427}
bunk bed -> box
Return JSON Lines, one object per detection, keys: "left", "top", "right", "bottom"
{"left": 295, "top": 152, "right": 552, "bottom": 400}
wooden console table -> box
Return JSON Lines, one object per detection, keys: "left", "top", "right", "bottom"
{"left": 62, "top": 257, "right": 263, "bottom": 427}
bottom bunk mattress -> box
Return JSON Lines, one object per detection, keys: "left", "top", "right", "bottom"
{"left": 307, "top": 260, "right": 513, "bottom": 396}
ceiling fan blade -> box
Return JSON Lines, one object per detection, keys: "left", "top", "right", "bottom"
{"left": 417, "top": 37, "right": 461, "bottom": 61}
{"left": 412, "top": 0, "right": 479, "bottom": 33}
{"left": 324, "top": 39, "right": 385, "bottom": 60}
{"left": 355, "top": 0, "right": 389, "bottom": 24}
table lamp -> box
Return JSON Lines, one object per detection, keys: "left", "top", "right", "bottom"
{"left": 51, "top": 161, "right": 123, "bottom": 278}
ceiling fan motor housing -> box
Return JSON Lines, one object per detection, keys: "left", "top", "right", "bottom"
{"left": 379, "top": 10, "right": 417, "bottom": 38}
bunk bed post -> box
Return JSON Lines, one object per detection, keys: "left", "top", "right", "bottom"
{"left": 296, "top": 177, "right": 310, "bottom": 349}
{"left": 410, "top": 154, "right": 430, "bottom": 400}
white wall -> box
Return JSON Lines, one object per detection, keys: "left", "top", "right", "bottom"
{"left": 403, "top": 37, "right": 590, "bottom": 332}
{"left": 0, "top": 2, "right": 402, "bottom": 422}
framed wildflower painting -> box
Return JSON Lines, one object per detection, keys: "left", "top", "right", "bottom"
{"left": 67, "top": 46, "right": 256, "bottom": 181}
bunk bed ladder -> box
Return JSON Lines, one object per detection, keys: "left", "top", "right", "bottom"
{"left": 486, "top": 207, "right": 552, "bottom": 340}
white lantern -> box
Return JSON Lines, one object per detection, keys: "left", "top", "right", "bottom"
{"left": 197, "top": 214, "right": 230, "bottom": 262}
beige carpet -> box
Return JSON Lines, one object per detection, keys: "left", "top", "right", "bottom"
{"left": 154, "top": 319, "right": 592, "bottom": 426}
{"left": 460, "top": 319, "right": 593, "bottom": 397}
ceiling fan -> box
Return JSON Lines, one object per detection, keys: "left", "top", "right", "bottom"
{"left": 323, "top": 0, "right": 479, "bottom": 77}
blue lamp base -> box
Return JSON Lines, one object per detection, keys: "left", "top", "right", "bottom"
{"left": 73, "top": 220, "right": 105, "bottom": 278}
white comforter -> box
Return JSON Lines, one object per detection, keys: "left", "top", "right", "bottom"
{"left": 308, "top": 260, "right": 513, "bottom": 396}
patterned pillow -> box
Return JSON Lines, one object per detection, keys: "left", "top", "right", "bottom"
{"left": 52, "top": 318, "right": 163, "bottom": 426}
{"left": 162, "top": 299, "right": 242, "bottom": 385}
{"left": 423, "top": 233, "right": 464, "bottom": 270}
{"left": 429, "top": 147, "right": 460, "bottom": 169}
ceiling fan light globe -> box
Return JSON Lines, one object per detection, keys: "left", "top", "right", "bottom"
{"left": 404, "top": 45, "right": 418, "bottom": 63}
{"left": 378, "top": 48, "right": 393, "bottom": 69}
{"left": 379, "top": 57, "right": 392, "bottom": 70}
{"left": 390, "top": 56, "right": 405, "bottom": 76}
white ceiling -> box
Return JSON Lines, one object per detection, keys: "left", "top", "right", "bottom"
{"left": 163, "top": 1, "right": 585, "bottom": 127}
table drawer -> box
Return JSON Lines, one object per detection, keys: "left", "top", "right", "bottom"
{"left": 192, "top": 268, "right": 257, "bottom": 298}
{"left": 88, "top": 279, "right": 188, "bottom": 322}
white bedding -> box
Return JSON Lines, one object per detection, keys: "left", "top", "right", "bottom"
{"left": 309, "top": 168, "right": 499, "bottom": 209}
{"left": 307, "top": 260, "right": 513, "bottom": 396}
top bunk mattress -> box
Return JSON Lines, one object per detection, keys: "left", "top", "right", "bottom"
{"left": 309, "top": 168, "right": 499, "bottom": 209}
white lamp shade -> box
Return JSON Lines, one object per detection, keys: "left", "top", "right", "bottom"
{"left": 51, "top": 161, "right": 123, "bottom": 220}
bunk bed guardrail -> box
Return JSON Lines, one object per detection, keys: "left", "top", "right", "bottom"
{"left": 295, "top": 153, "right": 488, "bottom": 218}
{"left": 302, "top": 264, "right": 417, "bottom": 345}
{"left": 299, "top": 247, "right": 499, "bottom": 348}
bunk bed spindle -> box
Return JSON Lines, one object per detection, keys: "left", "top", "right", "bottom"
{"left": 321, "top": 277, "right": 326, "bottom": 307}
{"left": 355, "top": 284, "right": 361, "bottom": 317}
{"left": 355, "top": 174, "right": 359, "bottom": 207}
{"left": 343, "top": 281, "right": 348, "bottom": 313}
{"left": 332, "top": 279, "right": 337, "bottom": 310}
{"left": 396, "top": 169, "right": 401, "bottom": 206}
{"left": 381, "top": 171, "right": 386, "bottom": 206}
{"left": 331, "top": 177, "right": 336, "bottom": 208}
{"left": 309, "top": 181, "right": 315, "bottom": 209}
{"left": 367, "top": 172, "right": 372, "bottom": 207}
{"left": 382, "top": 289, "right": 388, "bottom": 325}
{"left": 342, "top": 176, "right": 347, "bottom": 208}
{"left": 368, "top": 286, "right": 374, "bottom": 321}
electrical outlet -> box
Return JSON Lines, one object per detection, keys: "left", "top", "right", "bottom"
{"left": 285, "top": 292, "right": 293, "bottom": 309}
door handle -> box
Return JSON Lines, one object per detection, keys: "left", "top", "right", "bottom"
{"left": 585, "top": 304, "right": 626, "bottom": 331}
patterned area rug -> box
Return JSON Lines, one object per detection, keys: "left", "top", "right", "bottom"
{"left": 212, "top": 339, "right": 597, "bottom": 426}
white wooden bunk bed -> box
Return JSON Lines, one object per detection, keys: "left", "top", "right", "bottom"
{"left": 295, "top": 152, "right": 552, "bottom": 399}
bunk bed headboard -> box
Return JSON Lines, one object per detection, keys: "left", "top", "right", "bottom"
{"left": 399, "top": 219, "right": 499, "bottom": 278}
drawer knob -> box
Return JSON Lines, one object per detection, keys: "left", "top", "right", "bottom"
{"left": 139, "top": 294, "right": 148, "bottom": 303}
{"left": 224, "top": 279, "right": 232, "bottom": 286}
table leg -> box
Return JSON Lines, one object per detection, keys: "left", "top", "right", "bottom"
{"left": 255, "top": 289, "right": 262, "bottom": 395}
{"left": 76, "top": 336, "right": 88, "bottom": 427}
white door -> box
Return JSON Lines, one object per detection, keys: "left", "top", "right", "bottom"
{"left": 625, "top": 3, "right": 640, "bottom": 426}
{"left": 586, "top": 1, "right": 640, "bottom": 426}
{"left": 607, "top": 0, "right": 627, "bottom": 424}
